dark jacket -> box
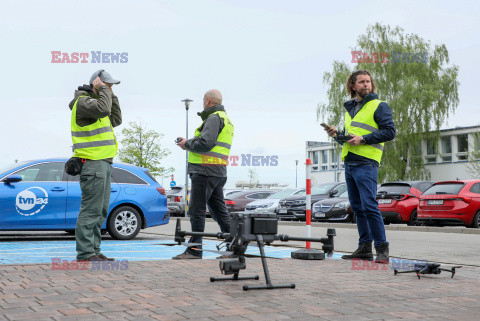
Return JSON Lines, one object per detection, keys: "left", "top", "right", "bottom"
{"left": 68, "top": 84, "right": 122, "bottom": 162}
{"left": 341, "top": 93, "right": 395, "bottom": 167}
{"left": 185, "top": 105, "right": 228, "bottom": 177}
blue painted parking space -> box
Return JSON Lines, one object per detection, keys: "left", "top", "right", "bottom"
{"left": 0, "top": 239, "right": 344, "bottom": 264}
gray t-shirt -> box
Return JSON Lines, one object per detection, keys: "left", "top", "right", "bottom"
{"left": 353, "top": 99, "right": 366, "bottom": 117}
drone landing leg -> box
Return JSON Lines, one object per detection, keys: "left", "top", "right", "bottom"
{"left": 394, "top": 269, "right": 422, "bottom": 279}
{"left": 210, "top": 273, "right": 260, "bottom": 282}
{"left": 243, "top": 235, "right": 295, "bottom": 291}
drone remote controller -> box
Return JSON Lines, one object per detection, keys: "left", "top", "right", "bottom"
{"left": 334, "top": 130, "right": 353, "bottom": 144}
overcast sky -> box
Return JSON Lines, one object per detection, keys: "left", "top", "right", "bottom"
{"left": 1, "top": 0, "right": 479, "bottom": 188}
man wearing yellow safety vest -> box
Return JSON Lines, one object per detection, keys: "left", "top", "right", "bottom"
{"left": 173, "top": 89, "right": 234, "bottom": 259}
{"left": 68, "top": 70, "right": 122, "bottom": 261}
{"left": 325, "top": 70, "right": 395, "bottom": 263}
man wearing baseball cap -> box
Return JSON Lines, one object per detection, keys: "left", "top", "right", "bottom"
{"left": 68, "top": 69, "right": 122, "bottom": 261}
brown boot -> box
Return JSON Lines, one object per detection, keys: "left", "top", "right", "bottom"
{"left": 97, "top": 254, "right": 115, "bottom": 261}
{"left": 172, "top": 251, "right": 202, "bottom": 260}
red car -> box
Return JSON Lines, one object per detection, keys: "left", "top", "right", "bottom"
{"left": 417, "top": 180, "right": 480, "bottom": 228}
{"left": 377, "top": 181, "right": 434, "bottom": 225}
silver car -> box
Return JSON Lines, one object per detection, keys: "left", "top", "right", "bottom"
{"left": 167, "top": 186, "right": 185, "bottom": 216}
{"left": 245, "top": 188, "right": 305, "bottom": 214}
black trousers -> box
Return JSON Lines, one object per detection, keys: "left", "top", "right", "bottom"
{"left": 186, "top": 174, "right": 231, "bottom": 256}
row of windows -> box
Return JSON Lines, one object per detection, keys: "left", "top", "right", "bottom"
{"left": 7, "top": 162, "right": 148, "bottom": 185}
{"left": 312, "top": 164, "right": 345, "bottom": 171}
{"left": 426, "top": 134, "right": 474, "bottom": 155}
{"left": 309, "top": 133, "right": 480, "bottom": 167}
{"left": 310, "top": 150, "right": 339, "bottom": 165}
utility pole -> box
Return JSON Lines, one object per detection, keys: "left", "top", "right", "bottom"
{"left": 181, "top": 99, "right": 192, "bottom": 218}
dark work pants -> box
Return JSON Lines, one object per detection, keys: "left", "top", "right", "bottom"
{"left": 345, "top": 164, "right": 387, "bottom": 247}
{"left": 76, "top": 160, "right": 111, "bottom": 260}
{"left": 186, "top": 174, "right": 231, "bottom": 257}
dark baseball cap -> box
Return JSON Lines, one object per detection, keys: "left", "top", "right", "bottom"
{"left": 89, "top": 69, "right": 121, "bottom": 85}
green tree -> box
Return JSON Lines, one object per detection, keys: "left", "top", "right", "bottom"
{"left": 317, "top": 23, "right": 459, "bottom": 182}
{"left": 118, "top": 121, "right": 174, "bottom": 179}
{"left": 248, "top": 168, "right": 259, "bottom": 187}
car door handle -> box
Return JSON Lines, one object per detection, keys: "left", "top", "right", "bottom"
{"left": 111, "top": 189, "right": 118, "bottom": 193}
{"left": 51, "top": 187, "right": 65, "bottom": 192}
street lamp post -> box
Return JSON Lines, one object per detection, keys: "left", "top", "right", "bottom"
{"left": 295, "top": 160, "right": 299, "bottom": 188}
{"left": 181, "top": 99, "right": 192, "bottom": 218}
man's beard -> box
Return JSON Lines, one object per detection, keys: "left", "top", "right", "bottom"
{"left": 358, "top": 88, "right": 371, "bottom": 98}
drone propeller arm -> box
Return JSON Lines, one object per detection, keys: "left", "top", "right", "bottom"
{"left": 174, "top": 219, "right": 231, "bottom": 244}
{"left": 182, "top": 231, "right": 230, "bottom": 239}
{"left": 277, "top": 234, "right": 328, "bottom": 243}
{"left": 276, "top": 233, "right": 335, "bottom": 253}
{"left": 439, "top": 266, "right": 461, "bottom": 278}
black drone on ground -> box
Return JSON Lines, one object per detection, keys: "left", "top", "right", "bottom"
{"left": 394, "top": 262, "right": 462, "bottom": 279}
{"left": 171, "top": 213, "right": 336, "bottom": 291}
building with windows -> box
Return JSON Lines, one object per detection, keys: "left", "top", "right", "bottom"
{"left": 306, "top": 125, "right": 480, "bottom": 185}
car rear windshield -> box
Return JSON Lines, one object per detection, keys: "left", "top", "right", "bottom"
{"left": 311, "top": 183, "right": 338, "bottom": 195}
{"left": 111, "top": 168, "right": 147, "bottom": 185}
{"left": 225, "top": 190, "right": 242, "bottom": 197}
{"left": 422, "top": 183, "right": 465, "bottom": 195}
{"left": 267, "top": 188, "right": 298, "bottom": 199}
{"left": 378, "top": 184, "right": 410, "bottom": 194}
{"left": 144, "top": 171, "right": 158, "bottom": 183}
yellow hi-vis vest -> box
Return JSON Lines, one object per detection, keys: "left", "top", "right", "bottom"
{"left": 341, "top": 99, "right": 384, "bottom": 163}
{"left": 188, "top": 111, "right": 234, "bottom": 165}
{"left": 71, "top": 96, "right": 118, "bottom": 160}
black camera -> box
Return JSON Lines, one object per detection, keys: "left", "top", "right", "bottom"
{"left": 175, "top": 137, "right": 182, "bottom": 143}
{"left": 219, "top": 258, "right": 247, "bottom": 275}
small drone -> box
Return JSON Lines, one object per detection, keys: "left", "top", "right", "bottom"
{"left": 394, "top": 262, "right": 462, "bottom": 279}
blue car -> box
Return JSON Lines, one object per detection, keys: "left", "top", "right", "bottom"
{"left": 0, "top": 158, "right": 170, "bottom": 240}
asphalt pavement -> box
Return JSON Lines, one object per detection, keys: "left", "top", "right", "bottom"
{"left": 0, "top": 219, "right": 479, "bottom": 320}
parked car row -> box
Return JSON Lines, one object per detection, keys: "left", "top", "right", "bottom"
{"left": 165, "top": 178, "right": 480, "bottom": 229}
{"left": 166, "top": 187, "right": 277, "bottom": 216}
{"left": 267, "top": 179, "right": 480, "bottom": 229}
